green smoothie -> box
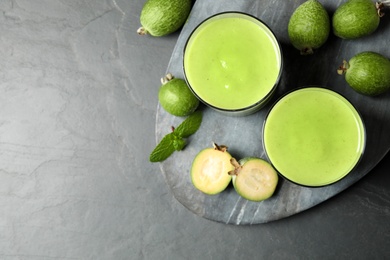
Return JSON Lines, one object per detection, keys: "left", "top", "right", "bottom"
{"left": 183, "top": 13, "right": 282, "bottom": 112}
{"left": 263, "top": 88, "right": 365, "bottom": 187}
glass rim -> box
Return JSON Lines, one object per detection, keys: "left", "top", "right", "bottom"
{"left": 182, "top": 11, "right": 283, "bottom": 114}
{"left": 262, "top": 86, "right": 367, "bottom": 188}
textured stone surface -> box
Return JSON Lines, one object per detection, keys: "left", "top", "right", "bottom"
{"left": 0, "top": 0, "right": 389, "bottom": 258}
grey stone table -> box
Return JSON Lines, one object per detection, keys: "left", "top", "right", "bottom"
{"left": 1, "top": 0, "right": 389, "bottom": 259}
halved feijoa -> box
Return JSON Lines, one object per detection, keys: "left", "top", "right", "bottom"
{"left": 338, "top": 51, "right": 390, "bottom": 96}
{"left": 191, "top": 143, "right": 234, "bottom": 195}
{"left": 229, "top": 157, "right": 278, "bottom": 202}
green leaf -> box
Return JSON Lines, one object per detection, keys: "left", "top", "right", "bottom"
{"left": 174, "top": 111, "right": 203, "bottom": 138}
{"left": 149, "top": 133, "right": 176, "bottom": 162}
{"left": 173, "top": 138, "right": 186, "bottom": 151}
{"left": 149, "top": 111, "right": 202, "bottom": 163}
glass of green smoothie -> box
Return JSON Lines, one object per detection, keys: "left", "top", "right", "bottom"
{"left": 263, "top": 87, "right": 366, "bottom": 187}
{"left": 183, "top": 12, "right": 283, "bottom": 116}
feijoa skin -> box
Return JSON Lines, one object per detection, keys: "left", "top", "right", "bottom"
{"left": 191, "top": 143, "right": 234, "bottom": 195}
{"left": 338, "top": 52, "right": 390, "bottom": 96}
{"left": 332, "top": 0, "right": 383, "bottom": 39}
{"left": 158, "top": 74, "right": 199, "bottom": 117}
{"left": 137, "top": 0, "right": 192, "bottom": 37}
{"left": 288, "top": 0, "right": 330, "bottom": 55}
{"left": 229, "top": 157, "right": 278, "bottom": 202}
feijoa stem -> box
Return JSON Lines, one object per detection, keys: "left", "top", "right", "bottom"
{"left": 161, "top": 73, "right": 174, "bottom": 85}
{"left": 228, "top": 158, "right": 242, "bottom": 176}
{"left": 376, "top": 1, "right": 390, "bottom": 17}
{"left": 137, "top": 27, "right": 148, "bottom": 35}
{"left": 337, "top": 60, "right": 349, "bottom": 75}
{"left": 300, "top": 47, "right": 314, "bottom": 56}
{"left": 213, "top": 142, "right": 228, "bottom": 152}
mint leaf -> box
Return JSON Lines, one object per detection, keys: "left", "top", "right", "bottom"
{"left": 175, "top": 111, "right": 203, "bottom": 138}
{"left": 173, "top": 138, "right": 186, "bottom": 151}
{"left": 149, "top": 111, "right": 203, "bottom": 163}
{"left": 149, "top": 133, "right": 176, "bottom": 162}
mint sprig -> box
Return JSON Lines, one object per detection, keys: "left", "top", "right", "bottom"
{"left": 174, "top": 110, "right": 203, "bottom": 138}
{"left": 149, "top": 111, "right": 202, "bottom": 162}
{"left": 149, "top": 133, "right": 176, "bottom": 162}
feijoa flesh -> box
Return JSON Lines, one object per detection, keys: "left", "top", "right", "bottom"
{"left": 158, "top": 73, "right": 199, "bottom": 117}
{"left": 288, "top": 0, "right": 330, "bottom": 55}
{"left": 332, "top": 0, "right": 385, "bottom": 39}
{"left": 137, "top": 0, "right": 192, "bottom": 36}
{"left": 191, "top": 143, "right": 234, "bottom": 195}
{"left": 229, "top": 157, "right": 278, "bottom": 202}
{"left": 338, "top": 51, "right": 390, "bottom": 96}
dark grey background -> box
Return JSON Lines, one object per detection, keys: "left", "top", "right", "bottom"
{"left": 1, "top": 0, "right": 389, "bottom": 259}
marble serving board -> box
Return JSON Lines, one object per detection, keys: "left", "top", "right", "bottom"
{"left": 155, "top": 0, "right": 390, "bottom": 224}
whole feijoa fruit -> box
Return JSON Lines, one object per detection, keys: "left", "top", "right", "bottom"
{"left": 288, "top": 0, "right": 330, "bottom": 55}
{"left": 158, "top": 73, "right": 199, "bottom": 116}
{"left": 338, "top": 52, "right": 390, "bottom": 96}
{"left": 191, "top": 143, "right": 234, "bottom": 195}
{"left": 332, "top": 0, "right": 384, "bottom": 39}
{"left": 137, "top": 0, "right": 192, "bottom": 36}
{"left": 229, "top": 157, "right": 278, "bottom": 202}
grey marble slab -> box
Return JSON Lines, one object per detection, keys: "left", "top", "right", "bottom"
{"left": 156, "top": 0, "right": 390, "bottom": 224}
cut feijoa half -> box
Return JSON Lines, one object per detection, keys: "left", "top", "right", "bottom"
{"left": 229, "top": 157, "right": 278, "bottom": 202}
{"left": 191, "top": 143, "right": 234, "bottom": 195}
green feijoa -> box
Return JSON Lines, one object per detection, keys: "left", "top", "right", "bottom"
{"left": 137, "top": 0, "right": 192, "bottom": 37}
{"left": 337, "top": 52, "right": 390, "bottom": 96}
{"left": 229, "top": 157, "right": 278, "bottom": 202}
{"left": 332, "top": 0, "right": 384, "bottom": 39}
{"left": 288, "top": 0, "right": 330, "bottom": 55}
{"left": 158, "top": 73, "right": 199, "bottom": 117}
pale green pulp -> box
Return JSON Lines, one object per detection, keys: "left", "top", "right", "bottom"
{"left": 263, "top": 88, "right": 365, "bottom": 187}
{"left": 184, "top": 13, "right": 281, "bottom": 110}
